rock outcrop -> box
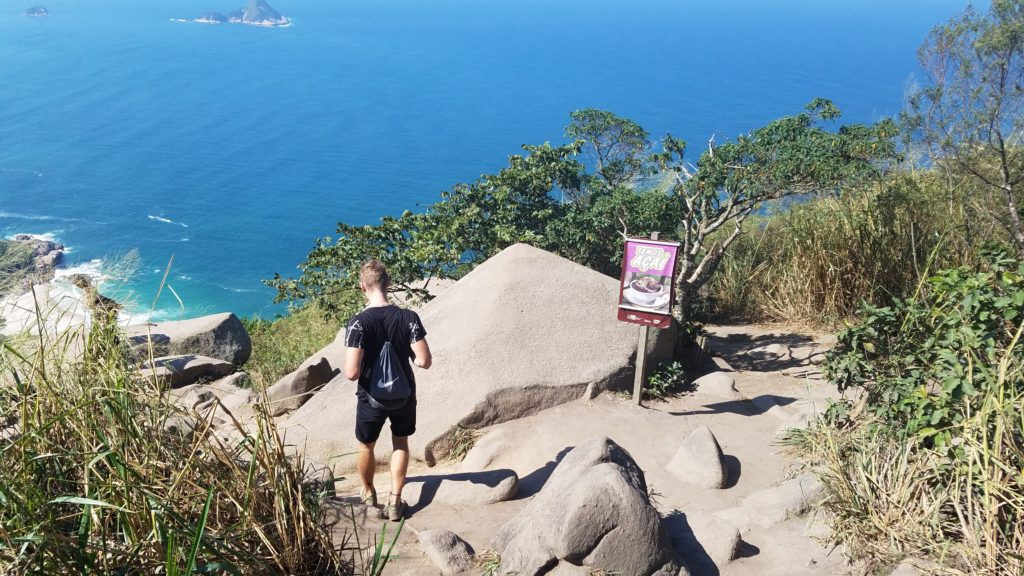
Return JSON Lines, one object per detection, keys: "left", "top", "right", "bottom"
{"left": 126, "top": 312, "right": 252, "bottom": 365}
{"left": 280, "top": 244, "right": 647, "bottom": 471}
{"left": 491, "top": 437, "right": 684, "bottom": 576}
{"left": 194, "top": 0, "right": 289, "bottom": 27}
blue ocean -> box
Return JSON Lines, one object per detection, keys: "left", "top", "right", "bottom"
{"left": 0, "top": 0, "right": 969, "bottom": 320}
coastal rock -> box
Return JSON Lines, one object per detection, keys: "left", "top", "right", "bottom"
{"left": 491, "top": 437, "right": 684, "bottom": 576}
{"left": 194, "top": 12, "right": 227, "bottom": 23}
{"left": 417, "top": 529, "right": 476, "bottom": 576}
{"left": 666, "top": 426, "right": 728, "bottom": 489}
{"left": 125, "top": 312, "right": 252, "bottom": 365}
{"left": 4, "top": 235, "right": 64, "bottom": 288}
{"left": 265, "top": 338, "right": 345, "bottom": 416}
{"left": 139, "top": 354, "right": 236, "bottom": 389}
{"left": 283, "top": 244, "right": 642, "bottom": 472}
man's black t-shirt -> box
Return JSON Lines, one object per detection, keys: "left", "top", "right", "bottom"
{"left": 344, "top": 305, "right": 427, "bottom": 395}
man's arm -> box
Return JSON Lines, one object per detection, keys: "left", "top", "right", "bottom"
{"left": 344, "top": 347, "right": 364, "bottom": 381}
{"left": 411, "top": 339, "right": 432, "bottom": 369}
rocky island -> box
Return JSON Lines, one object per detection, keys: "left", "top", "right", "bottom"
{"left": 192, "top": 0, "right": 290, "bottom": 27}
{"left": 0, "top": 235, "right": 64, "bottom": 297}
{"left": 23, "top": 5, "right": 48, "bottom": 16}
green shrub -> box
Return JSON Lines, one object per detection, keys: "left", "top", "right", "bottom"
{"left": 243, "top": 304, "right": 345, "bottom": 387}
{"left": 794, "top": 251, "right": 1024, "bottom": 574}
{"left": 824, "top": 248, "right": 1024, "bottom": 444}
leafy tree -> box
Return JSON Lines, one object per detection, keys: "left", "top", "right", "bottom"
{"left": 566, "top": 108, "right": 651, "bottom": 192}
{"left": 266, "top": 143, "right": 583, "bottom": 316}
{"left": 270, "top": 103, "right": 897, "bottom": 329}
{"left": 656, "top": 99, "right": 898, "bottom": 323}
{"left": 905, "top": 0, "right": 1024, "bottom": 256}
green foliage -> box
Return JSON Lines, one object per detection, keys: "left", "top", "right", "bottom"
{"left": 566, "top": 108, "right": 651, "bottom": 189}
{"left": 243, "top": 304, "right": 344, "bottom": 387}
{"left": 271, "top": 104, "right": 897, "bottom": 325}
{"left": 0, "top": 239, "right": 37, "bottom": 298}
{"left": 658, "top": 99, "right": 898, "bottom": 323}
{"left": 905, "top": 0, "right": 1024, "bottom": 255}
{"left": 644, "top": 361, "right": 687, "bottom": 400}
{"left": 824, "top": 249, "right": 1024, "bottom": 444}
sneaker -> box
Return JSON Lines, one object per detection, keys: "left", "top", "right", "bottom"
{"left": 387, "top": 499, "right": 406, "bottom": 522}
{"left": 360, "top": 489, "right": 377, "bottom": 508}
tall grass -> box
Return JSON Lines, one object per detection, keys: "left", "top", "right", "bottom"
{"left": 795, "top": 358, "right": 1024, "bottom": 575}
{"left": 0, "top": 305, "right": 351, "bottom": 573}
{"left": 243, "top": 304, "right": 344, "bottom": 387}
{"left": 708, "top": 172, "right": 1007, "bottom": 326}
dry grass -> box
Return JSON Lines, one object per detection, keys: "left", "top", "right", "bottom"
{"left": 0, "top": 302, "right": 360, "bottom": 574}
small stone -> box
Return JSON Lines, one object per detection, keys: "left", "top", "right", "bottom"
{"left": 692, "top": 372, "right": 742, "bottom": 400}
{"left": 417, "top": 529, "right": 475, "bottom": 576}
{"left": 666, "top": 426, "right": 728, "bottom": 489}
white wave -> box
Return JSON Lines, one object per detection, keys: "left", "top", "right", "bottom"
{"left": 0, "top": 168, "right": 43, "bottom": 177}
{"left": 180, "top": 238, "right": 190, "bottom": 242}
{"left": 147, "top": 215, "right": 189, "bottom": 228}
{"left": 215, "top": 283, "right": 258, "bottom": 294}
{"left": 0, "top": 211, "right": 64, "bottom": 222}
{"left": 177, "top": 275, "right": 192, "bottom": 281}
{"left": 5, "top": 231, "right": 61, "bottom": 242}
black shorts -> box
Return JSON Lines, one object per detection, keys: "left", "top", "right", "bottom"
{"left": 355, "top": 391, "right": 417, "bottom": 444}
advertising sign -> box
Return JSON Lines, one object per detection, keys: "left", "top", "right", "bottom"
{"left": 617, "top": 238, "right": 680, "bottom": 328}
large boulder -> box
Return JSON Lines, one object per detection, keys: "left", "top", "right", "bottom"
{"left": 491, "top": 437, "right": 684, "bottom": 576}
{"left": 126, "top": 312, "right": 252, "bottom": 365}
{"left": 282, "top": 244, "right": 646, "bottom": 470}
{"left": 139, "top": 354, "right": 236, "bottom": 388}
{"left": 264, "top": 338, "right": 345, "bottom": 416}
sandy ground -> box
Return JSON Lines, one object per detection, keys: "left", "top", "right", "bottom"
{"left": 327, "top": 324, "right": 849, "bottom": 576}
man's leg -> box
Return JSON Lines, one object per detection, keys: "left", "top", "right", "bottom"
{"left": 390, "top": 435, "right": 409, "bottom": 504}
{"left": 357, "top": 440, "right": 376, "bottom": 498}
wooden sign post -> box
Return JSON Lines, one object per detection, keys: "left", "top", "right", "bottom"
{"left": 616, "top": 232, "right": 680, "bottom": 406}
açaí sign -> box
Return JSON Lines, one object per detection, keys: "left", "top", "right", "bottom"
{"left": 617, "top": 238, "right": 680, "bottom": 328}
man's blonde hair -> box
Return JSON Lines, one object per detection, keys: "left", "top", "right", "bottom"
{"left": 359, "top": 259, "right": 391, "bottom": 290}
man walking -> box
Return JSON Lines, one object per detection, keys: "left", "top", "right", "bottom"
{"left": 344, "top": 260, "right": 432, "bottom": 521}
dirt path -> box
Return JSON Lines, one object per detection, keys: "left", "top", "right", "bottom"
{"left": 329, "top": 324, "right": 847, "bottom": 575}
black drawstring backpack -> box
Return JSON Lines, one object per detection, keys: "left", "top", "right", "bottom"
{"left": 366, "top": 340, "right": 412, "bottom": 410}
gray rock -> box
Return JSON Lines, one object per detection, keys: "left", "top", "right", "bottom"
{"left": 692, "top": 372, "right": 742, "bottom": 400}
{"left": 285, "top": 244, "right": 643, "bottom": 472}
{"left": 666, "top": 426, "right": 728, "bottom": 489}
{"left": 459, "top": 429, "right": 511, "bottom": 472}
{"left": 669, "top": 510, "right": 741, "bottom": 570}
{"left": 889, "top": 557, "right": 941, "bottom": 576}
{"left": 417, "top": 529, "right": 475, "bottom": 575}
{"left": 168, "top": 373, "right": 255, "bottom": 426}
{"left": 714, "top": 473, "right": 824, "bottom": 532}
{"left": 491, "top": 437, "right": 685, "bottom": 576}
{"left": 547, "top": 562, "right": 593, "bottom": 576}
{"left": 126, "top": 312, "right": 252, "bottom": 365}
{"left": 264, "top": 339, "right": 345, "bottom": 416}
{"left": 140, "top": 355, "right": 236, "bottom": 388}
